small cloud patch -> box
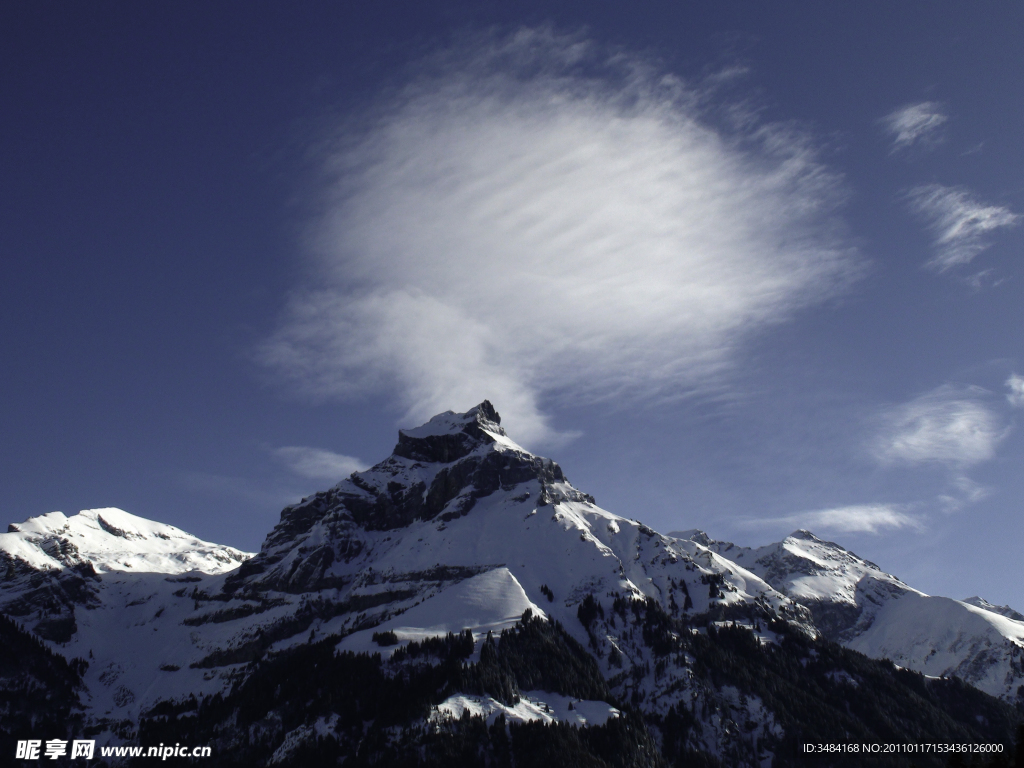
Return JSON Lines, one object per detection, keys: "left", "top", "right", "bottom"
{"left": 880, "top": 102, "right": 947, "bottom": 153}
{"left": 1007, "top": 374, "right": 1024, "bottom": 409}
{"left": 755, "top": 504, "right": 921, "bottom": 535}
{"left": 872, "top": 384, "right": 1005, "bottom": 468}
{"left": 273, "top": 447, "right": 367, "bottom": 481}
{"left": 907, "top": 184, "right": 1019, "bottom": 272}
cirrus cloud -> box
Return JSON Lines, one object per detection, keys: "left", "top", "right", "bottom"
{"left": 1007, "top": 374, "right": 1024, "bottom": 409}
{"left": 739, "top": 503, "right": 921, "bottom": 535}
{"left": 872, "top": 384, "right": 1007, "bottom": 468}
{"left": 880, "top": 101, "right": 947, "bottom": 153}
{"left": 273, "top": 446, "right": 367, "bottom": 482}
{"left": 907, "top": 184, "right": 1020, "bottom": 271}
{"left": 776, "top": 504, "right": 921, "bottom": 535}
{"left": 261, "top": 29, "right": 861, "bottom": 445}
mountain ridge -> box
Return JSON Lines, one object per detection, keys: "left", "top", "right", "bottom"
{"left": 1, "top": 401, "right": 1021, "bottom": 766}
{"left": 677, "top": 527, "right": 1024, "bottom": 705}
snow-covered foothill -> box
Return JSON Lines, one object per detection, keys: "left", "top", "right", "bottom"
{"left": 0, "top": 507, "right": 257, "bottom": 720}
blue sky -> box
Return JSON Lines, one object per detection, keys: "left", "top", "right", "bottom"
{"left": 2, "top": 3, "right": 1022, "bottom": 609}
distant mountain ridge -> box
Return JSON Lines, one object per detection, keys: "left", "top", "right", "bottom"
{"left": 0, "top": 507, "right": 251, "bottom": 644}
{"left": 3, "top": 506, "right": 250, "bottom": 576}
{"left": 674, "top": 528, "right": 1024, "bottom": 706}
{"left": 1, "top": 402, "right": 1021, "bottom": 766}
{"left": 965, "top": 596, "right": 1024, "bottom": 623}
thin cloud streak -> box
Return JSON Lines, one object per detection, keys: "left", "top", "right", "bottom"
{"left": 273, "top": 446, "right": 368, "bottom": 482}
{"left": 938, "top": 474, "right": 991, "bottom": 513}
{"left": 908, "top": 184, "right": 1020, "bottom": 271}
{"left": 1007, "top": 374, "right": 1024, "bottom": 409}
{"left": 262, "top": 29, "right": 861, "bottom": 446}
{"left": 178, "top": 472, "right": 303, "bottom": 510}
{"left": 880, "top": 102, "right": 947, "bottom": 153}
{"left": 872, "top": 384, "right": 1007, "bottom": 468}
{"left": 748, "top": 504, "right": 922, "bottom": 534}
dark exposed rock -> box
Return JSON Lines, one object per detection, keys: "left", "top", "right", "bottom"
{"left": 256, "top": 401, "right": 592, "bottom": 550}
{"left": 380, "top": 564, "right": 495, "bottom": 584}
{"left": 190, "top": 589, "right": 418, "bottom": 669}
{"left": 96, "top": 513, "right": 144, "bottom": 540}
{"left": 34, "top": 613, "right": 78, "bottom": 643}
{"left": 0, "top": 559, "right": 99, "bottom": 645}
{"left": 393, "top": 400, "right": 502, "bottom": 464}
{"left": 801, "top": 600, "right": 864, "bottom": 642}
{"left": 226, "top": 402, "right": 595, "bottom": 599}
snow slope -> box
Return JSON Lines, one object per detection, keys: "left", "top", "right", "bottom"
{"left": 964, "top": 596, "right": 1024, "bottom": 622}
{"left": 336, "top": 567, "right": 547, "bottom": 656}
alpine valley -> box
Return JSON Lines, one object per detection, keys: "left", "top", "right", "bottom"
{"left": 2, "top": 403, "right": 1022, "bottom": 767}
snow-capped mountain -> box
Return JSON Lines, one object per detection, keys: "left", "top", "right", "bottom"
{"left": 684, "top": 529, "right": 1024, "bottom": 706}
{"left": 1, "top": 405, "right": 797, "bottom": 736}
{"left": 2, "top": 507, "right": 250, "bottom": 576}
{"left": 2, "top": 402, "right": 1020, "bottom": 766}
{"left": 0, "top": 507, "right": 254, "bottom": 724}
{"left": 0, "top": 507, "right": 251, "bottom": 644}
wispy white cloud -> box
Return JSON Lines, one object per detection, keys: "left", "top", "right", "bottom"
{"left": 1007, "top": 374, "right": 1024, "bottom": 408}
{"left": 881, "top": 101, "right": 948, "bottom": 153}
{"left": 961, "top": 268, "right": 1006, "bottom": 291}
{"left": 178, "top": 472, "right": 302, "bottom": 509}
{"left": 872, "top": 384, "right": 1007, "bottom": 467}
{"left": 938, "top": 474, "right": 992, "bottom": 512}
{"left": 751, "top": 504, "right": 921, "bottom": 534}
{"left": 273, "top": 446, "right": 367, "bottom": 481}
{"left": 907, "top": 184, "right": 1020, "bottom": 271}
{"left": 261, "top": 28, "right": 860, "bottom": 446}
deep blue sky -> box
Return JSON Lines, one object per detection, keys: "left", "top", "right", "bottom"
{"left": 3, "top": 3, "right": 1022, "bottom": 609}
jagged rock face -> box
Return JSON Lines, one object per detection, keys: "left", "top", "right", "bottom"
{"left": 241, "top": 401, "right": 594, "bottom": 594}
{"left": 0, "top": 563, "right": 98, "bottom": 643}
{"left": 392, "top": 400, "right": 502, "bottom": 463}
{"left": 276, "top": 401, "right": 589, "bottom": 533}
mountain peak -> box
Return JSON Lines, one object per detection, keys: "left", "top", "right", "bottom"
{"left": 252, "top": 402, "right": 595, "bottom": 580}
{"left": 788, "top": 529, "right": 822, "bottom": 542}
{"left": 394, "top": 401, "right": 514, "bottom": 464}
{"left": 668, "top": 529, "right": 715, "bottom": 547}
